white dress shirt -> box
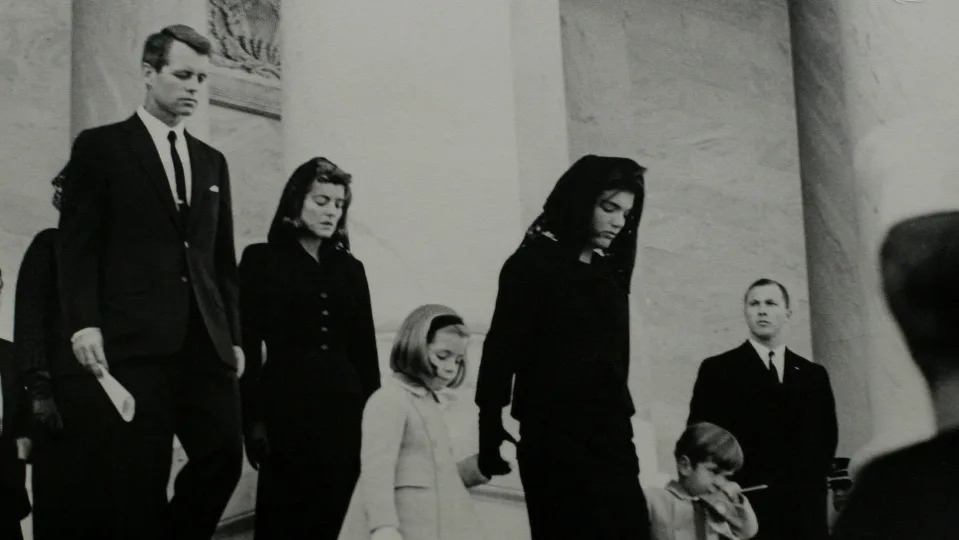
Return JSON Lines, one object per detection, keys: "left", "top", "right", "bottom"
{"left": 136, "top": 106, "right": 192, "bottom": 204}
{"left": 748, "top": 338, "right": 786, "bottom": 383}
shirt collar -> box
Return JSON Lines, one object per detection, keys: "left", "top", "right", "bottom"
{"left": 137, "top": 106, "right": 186, "bottom": 143}
{"left": 748, "top": 338, "right": 786, "bottom": 364}
{"left": 665, "top": 479, "right": 698, "bottom": 501}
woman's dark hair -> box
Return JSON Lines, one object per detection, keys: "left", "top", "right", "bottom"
{"left": 522, "top": 155, "right": 646, "bottom": 287}
{"left": 267, "top": 157, "right": 353, "bottom": 253}
{"left": 51, "top": 165, "right": 67, "bottom": 212}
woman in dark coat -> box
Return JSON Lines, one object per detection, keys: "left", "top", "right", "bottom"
{"left": 15, "top": 169, "right": 118, "bottom": 539}
{"left": 475, "top": 155, "right": 650, "bottom": 539}
{"left": 239, "top": 157, "right": 381, "bottom": 539}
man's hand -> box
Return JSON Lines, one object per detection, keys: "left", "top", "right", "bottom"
{"left": 71, "top": 327, "right": 107, "bottom": 377}
{"left": 371, "top": 526, "right": 404, "bottom": 540}
{"left": 233, "top": 346, "right": 245, "bottom": 378}
{"left": 16, "top": 438, "right": 32, "bottom": 462}
{"left": 33, "top": 397, "right": 64, "bottom": 430}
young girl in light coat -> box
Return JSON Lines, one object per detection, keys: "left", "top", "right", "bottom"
{"left": 337, "top": 304, "right": 490, "bottom": 540}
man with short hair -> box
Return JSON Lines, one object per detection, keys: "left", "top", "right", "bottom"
{"left": 688, "top": 279, "right": 838, "bottom": 539}
{"left": 831, "top": 211, "right": 959, "bottom": 539}
{"left": 58, "top": 24, "right": 243, "bottom": 539}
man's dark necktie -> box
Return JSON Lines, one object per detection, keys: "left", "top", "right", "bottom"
{"left": 167, "top": 131, "right": 189, "bottom": 226}
{"left": 768, "top": 350, "right": 780, "bottom": 384}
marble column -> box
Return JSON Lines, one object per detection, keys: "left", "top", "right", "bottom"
{"left": 788, "top": 0, "right": 955, "bottom": 473}
{"left": 71, "top": 0, "right": 209, "bottom": 139}
{"left": 559, "top": 0, "right": 663, "bottom": 484}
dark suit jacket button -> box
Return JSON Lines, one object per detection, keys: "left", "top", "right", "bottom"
{"left": 321, "top": 344, "right": 329, "bottom": 351}
{"left": 181, "top": 276, "right": 188, "bottom": 283}
{"left": 320, "top": 292, "right": 328, "bottom": 299}
{"left": 321, "top": 327, "right": 328, "bottom": 332}
{"left": 322, "top": 310, "right": 329, "bottom": 316}
{"left": 183, "top": 241, "right": 190, "bottom": 248}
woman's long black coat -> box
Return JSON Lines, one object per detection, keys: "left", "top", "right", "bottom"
{"left": 475, "top": 237, "right": 634, "bottom": 423}
{"left": 475, "top": 237, "right": 648, "bottom": 539}
{"left": 238, "top": 240, "right": 380, "bottom": 537}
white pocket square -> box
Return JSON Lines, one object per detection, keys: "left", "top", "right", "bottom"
{"left": 209, "top": 185, "right": 220, "bottom": 193}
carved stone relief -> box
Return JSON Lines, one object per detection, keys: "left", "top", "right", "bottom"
{"left": 208, "top": 0, "right": 281, "bottom": 118}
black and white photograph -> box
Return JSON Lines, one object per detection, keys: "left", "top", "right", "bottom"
{"left": 1, "top": 0, "right": 958, "bottom": 539}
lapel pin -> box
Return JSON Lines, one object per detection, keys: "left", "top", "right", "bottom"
{"left": 209, "top": 185, "right": 219, "bottom": 193}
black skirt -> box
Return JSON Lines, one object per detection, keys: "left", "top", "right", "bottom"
{"left": 253, "top": 350, "right": 365, "bottom": 539}
{"left": 517, "top": 411, "right": 650, "bottom": 540}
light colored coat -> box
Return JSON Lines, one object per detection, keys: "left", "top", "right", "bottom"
{"left": 647, "top": 480, "right": 758, "bottom": 540}
{"left": 337, "top": 374, "right": 488, "bottom": 540}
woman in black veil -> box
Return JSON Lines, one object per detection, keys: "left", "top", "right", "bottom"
{"left": 475, "top": 155, "right": 650, "bottom": 539}
{"left": 239, "top": 157, "right": 380, "bottom": 538}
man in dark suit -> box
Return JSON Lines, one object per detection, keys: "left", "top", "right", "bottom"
{"left": 1, "top": 269, "right": 32, "bottom": 540}
{"left": 58, "top": 24, "right": 243, "bottom": 539}
{"left": 831, "top": 211, "right": 959, "bottom": 539}
{"left": 688, "top": 278, "right": 838, "bottom": 540}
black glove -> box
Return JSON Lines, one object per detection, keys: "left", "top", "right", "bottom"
{"left": 33, "top": 396, "right": 64, "bottom": 431}
{"left": 478, "top": 408, "right": 517, "bottom": 478}
{"left": 244, "top": 422, "right": 271, "bottom": 470}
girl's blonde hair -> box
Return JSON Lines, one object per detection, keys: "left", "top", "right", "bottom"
{"left": 390, "top": 304, "right": 469, "bottom": 388}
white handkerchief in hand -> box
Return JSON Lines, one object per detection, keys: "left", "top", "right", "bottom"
{"left": 97, "top": 371, "right": 136, "bottom": 422}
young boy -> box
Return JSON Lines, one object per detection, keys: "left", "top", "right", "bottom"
{"left": 647, "top": 422, "right": 758, "bottom": 540}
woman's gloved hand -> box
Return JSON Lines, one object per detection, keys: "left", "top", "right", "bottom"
{"left": 244, "top": 421, "right": 271, "bottom": 470}
{"left": 477, "top": 408, "right": 517, "bottom": 478}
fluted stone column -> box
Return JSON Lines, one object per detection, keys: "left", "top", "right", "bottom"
{"left": 71, "top": 0, "right": 209, "bottom": 139}
{"left": 788, "top": 0, "right": 954, "bottom": 473}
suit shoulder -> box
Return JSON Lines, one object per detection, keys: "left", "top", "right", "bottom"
{"left": 838, "top": 432, "right": 959, "bottom": 534}
{"left": 76, "top": 119, "right": 128, "bottom": 140}
{"left": 187, "top": 134, "right": 225, "bottom": 160}
{"left": 701, "top": 344, "right": 747, "bottom": 367}
{"left": 787, "top": 350, "right": 827, "bottom": 374}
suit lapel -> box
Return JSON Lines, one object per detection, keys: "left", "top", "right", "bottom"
{"left": 739, "top": 341, "right": 772, "bottom": 382}
{"left": 123, "top": 116, "right": 181, "bottom": 231}
{"left": 185, "top": 131, "right": 209, "bottom": 235}
{"left": 782, "top": 349, "right": 803, "bottom": 390}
